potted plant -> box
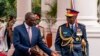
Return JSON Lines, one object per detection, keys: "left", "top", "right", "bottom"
{"left": 44, "top": 0, "right": 57, "bottom": 48}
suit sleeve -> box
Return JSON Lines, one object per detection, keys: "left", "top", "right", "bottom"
{"left": 13, "top": 27, "right": 29, "bottom": 53}
{"left": 82, "top": 25, "right": 88, "bottom": 42}
{"left": 37, "top": 29, "right": 52, "bottom": 56}
{"left": 55, "top": 27, "right": 62, "bottom": 53}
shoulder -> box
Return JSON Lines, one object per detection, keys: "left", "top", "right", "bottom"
{"left": 13, "top": 24, "right": 24, "bottom": 30}
{"left": 56, "top": 23, "right": 67, "bottom": 30}
{"left": 59, "top": 23, "right": 66, "bottom": 28}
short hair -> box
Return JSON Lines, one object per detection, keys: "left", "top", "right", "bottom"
{"left": 25, "top": 12, "right": 33, "bottom": 20}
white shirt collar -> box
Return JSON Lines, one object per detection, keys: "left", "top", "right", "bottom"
{"left": 70, "top": 23, "right": 75, "bottom": 28}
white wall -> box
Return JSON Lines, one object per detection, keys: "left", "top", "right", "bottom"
{"left": 88, "top": 38, "right": 100, "bottom": 56}
{"left": 75, "top": 0, "right": 97, "bottom": 19}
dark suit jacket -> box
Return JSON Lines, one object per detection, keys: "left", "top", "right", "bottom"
{"left": 13, "top": 24, "right": 51, "bottom": 56}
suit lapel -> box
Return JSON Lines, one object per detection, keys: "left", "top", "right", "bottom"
{"left": 22, "top": 24, "right": 30, "bottom": 44}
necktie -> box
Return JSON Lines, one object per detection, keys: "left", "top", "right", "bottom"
{"left": 28, "top": 27, "right": 32, "bottom": 43}
{"left": 71, "top": 25, "right": 74, "bottom": 33}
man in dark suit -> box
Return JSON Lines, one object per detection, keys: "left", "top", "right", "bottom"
{"left": 13, "top": 12, "right": 57, "bottom": 56}
{"left": 55, "top": 9, "right": 89, "bottom": 56}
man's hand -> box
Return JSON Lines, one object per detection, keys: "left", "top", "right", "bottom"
{"left": 81, "top": 39, "right": 86, "bottom": 47}
{"left": 51, "top": 51, "right": 59, "bottom": 56}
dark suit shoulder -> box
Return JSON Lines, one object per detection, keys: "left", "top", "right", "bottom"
{"left": 14, "top": 24, "right": 25, "bottom": 29}
{"left": 14, "top": 24, "right": 24, "bottom": 30}
{"left": 14, "top": 24, "right": 39, "bottom": 30}
{"left": 59, "top": 23, "right": 66, "bottom": 27}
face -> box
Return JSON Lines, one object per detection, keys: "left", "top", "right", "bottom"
{"left": 66, "top": 16, "right": 77, "bottom": 24}
{"left": 11, "top": 18, "right": 16, "bottom": 24}
{"left": 25, "top": 15, "right": 36, "bottom": 26}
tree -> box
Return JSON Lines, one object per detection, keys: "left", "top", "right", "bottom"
{"left": 0, "top": 0, "right": 16, "bottom": 19}
{"left": 44, "top": 0, "right": 57, "bottom": 48}
{"left": 0, "top": 2, "right": 6, "bottom": 17}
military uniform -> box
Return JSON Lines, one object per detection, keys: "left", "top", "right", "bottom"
{"left": 55, "top": 9, "right": 89, "bottom": 56}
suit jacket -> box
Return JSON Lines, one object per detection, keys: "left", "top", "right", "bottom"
{"left": 13, "top": 24, "right": 51, "bottom": 56}
{"left": 55, "top": 23, "right": 89, "bottom": 56}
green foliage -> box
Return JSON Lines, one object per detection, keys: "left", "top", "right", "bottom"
{"left": 0, "top": 0, "right": 16, "bottom": 19}
{"left": 0, "top": 2, "right": 6, "bottom": 17}
{"left": 32, "top": 6, "right": 41, "bottom": 14}
{"left": 32, "top": 0, "right": 41, "bottom": 14}
{"left": 98, "top": 0, "right": 100, "bottom": 6}
{"left": 45, "top": 0, "right": 57, "bottom": 25}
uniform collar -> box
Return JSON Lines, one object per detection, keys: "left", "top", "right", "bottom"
{"left": 69, "top": 23, "right": 75, "bottom": 28}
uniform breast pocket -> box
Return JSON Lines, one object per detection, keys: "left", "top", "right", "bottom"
{"left": 63, "top": 31, "right": 72, "bottom": 37}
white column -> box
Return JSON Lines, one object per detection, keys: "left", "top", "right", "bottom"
{"left": 14, "top": 0, "right": 32, "bottom": 27}
{"left": 75, "top": 0, "right": 97, "bottom": 20}
{"left": 56, "top": 0, "right": 67, "bottom": 26}
{"left": 57, "top": 0, "right": 78, "bottom": 27}
{"left": 57, "top": 0, "right": 98, "bottom": 25}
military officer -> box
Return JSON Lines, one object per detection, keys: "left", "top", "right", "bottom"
{"left": 55, "top": 9, "right": 89, "bottom": 56}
